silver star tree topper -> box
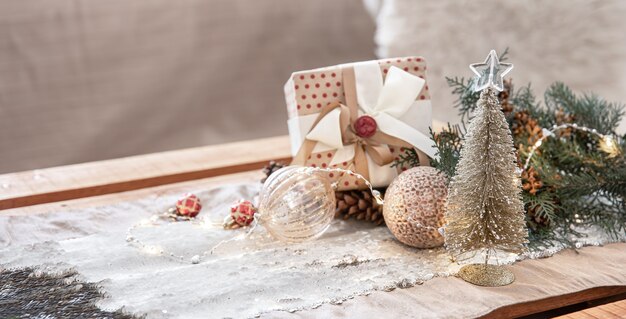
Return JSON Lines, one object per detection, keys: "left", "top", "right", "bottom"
{"left": 470, "top": 50, "right": 513, "bottom": 92}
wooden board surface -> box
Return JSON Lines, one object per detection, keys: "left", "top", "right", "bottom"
{"left": 1, "top": 170, "right": 262, "bottom": 217}
{"left": 555, "top": 298, "right": 626, "bottom": 318}
{"left": 484, "top": 286, "right": 626, "bottom": 318}
{"left": 0, "top": 136, "right": 291, "bottom": 210}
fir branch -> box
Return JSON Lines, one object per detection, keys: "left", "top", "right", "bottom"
{"left": 540, "top": 135, "right": 605, "bottom": 173}
{"left": 445, "top": 76, "right": 480, "bottom": 123}
{"left": 429, "top": 124, "right": 464, "bottom": 178}
{"left": 544, "top": 82, "right": 625, "bottom": 134}
{"left": 392, "top": 147, "right": 420, "bottom": 169}
{"left": 560, "top": 193, "right": 625, "bottom": 240}
{"left": 510, "top": 83, "right": 546, "bottom": 124}
{"left": 554, "top": 168, "right": 626, "bottom": 200}
{"left": 524, "top": 191, "right": 558, "bottom": 227}
{"left": 498, "top": 47, "right": 510, "bottom": 61}
{"left": 603, "top": 164, "right": 626, "bottom": 198}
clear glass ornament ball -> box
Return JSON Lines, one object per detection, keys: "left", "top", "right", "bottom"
{"left": 258, "top": 166, "right": 336, "bottom": 243}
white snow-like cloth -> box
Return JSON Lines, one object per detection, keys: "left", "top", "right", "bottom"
{"left": 1, "top": 183, "right": 624, "bottom": 318}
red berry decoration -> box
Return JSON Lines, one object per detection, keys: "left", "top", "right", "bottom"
{"left": 354, "top": 115, "right": 377, "bottom": 138}
{"left": 230, "top": 200, "right": 257, "bottom": 227}
{"left": 175, "top": 193, "right": 202, "bottom": 218}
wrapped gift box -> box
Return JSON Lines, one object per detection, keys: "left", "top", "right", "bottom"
{"left": 284, "top": 57, "right": 436, "bottom": 190}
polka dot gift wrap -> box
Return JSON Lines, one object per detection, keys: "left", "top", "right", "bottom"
{"left": 285, "top": 57, "right": 436, "bottom": 190}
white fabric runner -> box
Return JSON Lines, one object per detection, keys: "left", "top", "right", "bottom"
{"left": 1, "top": 183, "right": 624, "bottom": 318}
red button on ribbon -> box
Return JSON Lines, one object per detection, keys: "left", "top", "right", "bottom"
{"left": 354, "top": 115, "right": 377, "bottom": 138}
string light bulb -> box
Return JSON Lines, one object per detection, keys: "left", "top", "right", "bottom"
{"left": 598, "top": 135, "right": 621, "bottom": 158}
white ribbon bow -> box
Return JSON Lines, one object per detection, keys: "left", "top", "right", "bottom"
{"left": 306, "top": 61, "right": 437, "bottom": 169}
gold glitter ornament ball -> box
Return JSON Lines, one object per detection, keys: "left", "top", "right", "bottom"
{"left": 258, "top": 166, "right": 336, "bottom": 243}
{"left": 383, "top": 166, "right": 448, "bottom": 248}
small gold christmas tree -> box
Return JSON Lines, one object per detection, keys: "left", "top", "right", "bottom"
{"left": 444, "top": 50, "right": 528, "bottom": 286}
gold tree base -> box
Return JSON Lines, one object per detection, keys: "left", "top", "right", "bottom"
{"left": 458, "top": 264, "right": 515, "bottom": 287}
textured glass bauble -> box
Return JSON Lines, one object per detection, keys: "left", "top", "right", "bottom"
{"left": 258, "top": 166, "right": 336, "bottom": 243}
{"left": 383, "top": 166, "right": 447, "bottom": 248}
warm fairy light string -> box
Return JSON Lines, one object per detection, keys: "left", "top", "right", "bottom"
{"left": 315, "top": 167, "right": 384, "bottom": 205}
{"left": 523, "top": 123, "right": 621, "bottom": 171}
{"left": 208, "top": 217, "right": 259, "bottom": 255}
{"left": 127, "top": 213, "right": 262, "bottom": 264}
{"left": 126, "top": 167, "right": 374, "bottom": 264}
{"left": 126, "top": 213, "right": 225, "bottom": 264}
{"left": 126, "top": 166, "right": 440, "bottom": 264}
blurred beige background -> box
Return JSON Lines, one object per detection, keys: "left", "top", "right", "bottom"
{"left": 0, "top": 0, "right": 376, "bottom": 173}
{"left": 1, "top": 0, "right": 625, "bottom": 173}
{"left": 367, "top": 0, "right": 626, "bottom": 134}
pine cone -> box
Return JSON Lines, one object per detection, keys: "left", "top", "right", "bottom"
{"left": 521, "top": 167, "right": 543, "bottom": 195}
{"left": 512, "top": 110, "right": 543, "bottom": 145}
{"left": 527, "top": 204, "right": 551, "bottom": 228}
{"left": 511, "top": 111, "right": 528, "bottom": 136}
{"left": 260, "top": 161, "right": 287, "bottom": 183}
{"left": 335, "top": 189, "right": 386, "bottom": 225}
